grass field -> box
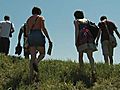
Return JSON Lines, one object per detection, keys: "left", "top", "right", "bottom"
{"left": 0, "top": 54, "right": 120, "bottom": 90}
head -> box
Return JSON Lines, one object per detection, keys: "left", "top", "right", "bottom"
{"left": 100, "top": 16, "right": 107, "bottom": 21}
{"left": 32, "top": 7, "right": 42, "bottom": 15}
{"left": 74, "top": 10, "right": 84, "bottom": 19}
{"left": 4, "top": 15, "right": 10, "bottom": 21}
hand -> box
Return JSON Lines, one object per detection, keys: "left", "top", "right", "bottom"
{"left": 49, "top": 40, "right": 52, "bottom": 45}
{"left": 18, "top": 41, "right": 21, "bottom": 46}
{"left": 95, "top": 42, "right": 98, "bottom": 47}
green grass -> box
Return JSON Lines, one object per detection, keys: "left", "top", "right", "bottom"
{"left": 0, "top": 54, "right": 120, "bottom": 90}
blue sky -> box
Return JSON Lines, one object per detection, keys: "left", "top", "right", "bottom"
{"left": 0, "top": 0, "right": 120, "bottom": 64}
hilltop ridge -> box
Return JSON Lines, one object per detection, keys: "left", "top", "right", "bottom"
{"left": 0, "top": 54, "right": 120, "bottom": 90}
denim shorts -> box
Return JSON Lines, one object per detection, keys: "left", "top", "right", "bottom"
{"left": 28, "top": 29, "right": 45, "bottom": 47}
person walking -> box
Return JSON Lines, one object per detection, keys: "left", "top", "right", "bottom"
{"left": 16, "top": 23, "right": 29, "bottom": 59}
{"left": 73, "top": 10, "right": 97, "bottom": 73}
{"left": 0, "top": 15, "right": 15, "bottom": 55}
{"left": 96, "top": 16, "right": 120, "bottom": 65}
{"left": 26, "top": 7, "right": 52, "bottom": 83}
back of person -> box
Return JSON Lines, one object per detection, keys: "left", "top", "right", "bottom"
{"left": 98, "top": 20, "right": 116, "bottom": 43}
{"left": 26, "top": 7, "right": 52, "bottom": 84}
{"left": 0, "top": 21, "right": 11, "bottom": 38}
{"left": 27, "top": 15, "right": 44, "bottom": 30}
{"left": 16, "top": 23, "right": 30, "bottom": 58}
{"left": 73, "top": 10, "right": 97, "bottom": 80}
{"left": 0, "top": 15, "right": 14, "bottom": 55}
{"left": 77, "top": 18, "right": 94, "bottom": 45}
{"left": 27, "top": 15, "right": 46, "bottom": 47}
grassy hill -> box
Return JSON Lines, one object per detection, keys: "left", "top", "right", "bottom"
{"left": 0, "top": 54, "right": 120, "bottom": 90}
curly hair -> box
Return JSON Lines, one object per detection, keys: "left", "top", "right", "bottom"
{"left": 32, "top": 7, "right": 42, "bottom": 15}
{"left": 74, "top": 10, "right": 84, "bottom": 19}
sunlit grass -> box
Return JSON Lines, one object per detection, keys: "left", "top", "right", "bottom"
{"left": 0, "top": 54, "right": 120, "bottom": 90}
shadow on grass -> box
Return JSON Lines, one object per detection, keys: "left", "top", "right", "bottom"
{"left": 60, "top": 67, "right": 96, "bottom": 88}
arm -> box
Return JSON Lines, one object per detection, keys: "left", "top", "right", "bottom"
{"left": 95, "top": 28, "right": 101, "bottom": 46}
{"left": 74, "top": 20, "right": 79, "bottom": 47}
{"left": 0, "top": 25, "right": 1, "bottom": 33}
{"left": 10, "top": 23, "right": 15, "bottom": 33}
{"left": 18, "top": 27, "right": 23, "bottom": 44}
{"left": 41, "top": 20, "right": 52, "bottom": 43}
{"left": 42, "top": 28, "right": 51, "bottom": 42}
{"left": 114, "top": 29, "right": 120, "bottom": 39}
{"left": 9, "top": 23, "right": 15, "bottom": 37}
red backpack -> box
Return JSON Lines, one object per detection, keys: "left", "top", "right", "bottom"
{"left": 77, "top": 20, "right": 94, "bottom": 45}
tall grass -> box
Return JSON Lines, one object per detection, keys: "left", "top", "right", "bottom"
{"left": 0, "top": 54, "right": 120, "bottom": 90}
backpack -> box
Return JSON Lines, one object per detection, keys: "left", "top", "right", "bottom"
{"left": 77, "top": 20, "right": 94, "bottom": 45}
{"left": 88, "top": 21, "right": 99, "bottom": 40}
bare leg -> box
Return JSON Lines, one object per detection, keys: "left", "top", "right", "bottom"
{"left": 87, "top": 51, "right": 95, "bottom": 71}
{"left": 37, "top": 46, "right": 45, "bottom": 63}
{"left": 87, "top": 51, "right": 96, "bottom": 82}
{"left": 29, "top": 47, "right": 36, "bottom": 83}
{"left": 24, "top": 48, "right": 29, "bottom": 59}
{"left": 32, "top": 46, "right": 45, "bottom": 82}
{"left": 79, "top": 52, "right": 84, "bottom": 69}
{"left": 109, "top": 56, "right": 113, "bottom": 65}
{"left": 103, "top": 55, "right": 109, "bottom": 64}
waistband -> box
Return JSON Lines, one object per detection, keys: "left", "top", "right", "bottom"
{"left": 30, "top": 29, "right": 41, "bottom": 31}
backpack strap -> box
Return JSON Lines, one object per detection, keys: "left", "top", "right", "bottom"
{"left": 31, "top": 16, "right": 39, "bottom": 30}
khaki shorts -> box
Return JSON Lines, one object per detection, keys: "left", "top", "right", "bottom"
{"left": 102, "top": 40, "right": 113, "bottom": 56}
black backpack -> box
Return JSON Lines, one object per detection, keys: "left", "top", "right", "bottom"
{"left": 88, "top": 21, "right": 99, "bottom": 40}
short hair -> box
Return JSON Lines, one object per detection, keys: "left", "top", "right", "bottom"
{"left": 32, "top": 7, "right": 42, "bottom": 15}
{"left": 100, "top": 16, "right": 107, "bottom": 21}
{"left": 4, "top": 16, "right": 10, "bottom": 21}
{"left": 74, "top": 10, "right": 84, "bottom": 19}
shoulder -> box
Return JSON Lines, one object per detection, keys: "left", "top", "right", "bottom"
{"left": 79, "top": 18, "right": 88, "bottom": 23}
{"left": 107, "top": 20, "right": 117, "bottom": 28}
{"left": 107, "top": 20, "right": 115, "bottom": 25}
{"left": 107, "top": 20, "right": 116, "bottom": 26}
{"left": 38, "top": 15, "right": 45, "bottom": 21}
{"left": 20, "top": 25, "right": 24, "bottom": 30}
{"left": 27, "top": 16, "right": 33, "bottom": 22}
{"left": 107, "top": 20, "right": 113, "bottom": 23}
{"left": 0, "top": 21, "right": 2, "bottom": 25}
{"left": 0, "top": 21, "right": 4, "bottom": 23}
{"left": 98, "top": 21, "right": 104, "bottom": 27}
{"left": 74, "top": 20, "right": 77, "bottom": 24}
{"left": 0, "top": 21, "right": 11, "bottom": 25}
{"left": 74, "top": 20, "right": 80, "bottom": 26}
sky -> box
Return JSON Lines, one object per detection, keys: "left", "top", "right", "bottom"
{"left": 0, "top": 0, "right": 120, "bottom": 64}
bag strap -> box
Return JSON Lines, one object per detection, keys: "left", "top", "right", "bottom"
{"left": 104, "top": 21, "right": 110, "bottom": 35}
{"left": 31, "top": 16, "right": 39, "bottom": 30}
{"left": 104, "top": 21, "right": 115, "bottom": 40}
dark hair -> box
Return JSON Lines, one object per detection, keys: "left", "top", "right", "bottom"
{"left": 100, "top": 16, "right": 107, "bottom": 21}
{"left": 74, "top": 10, "right": 84, "bottom": 19}
{"left": 4, "top": 16, "right": 10, "bottom": 21}
{"left": 32, "top": 7, "right": 42, "bottom": 15}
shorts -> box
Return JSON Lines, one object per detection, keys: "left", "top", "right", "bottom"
{"left": 28, "top": 29, "right": 46, "bottom": 47}
{"left": 102, "top": 40, "right": 113, "bottom": 56}
{"left": 0, "top": 37, "right": 10, "bottom": 55}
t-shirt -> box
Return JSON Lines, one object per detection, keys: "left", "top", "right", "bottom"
{"left": 0, "top": 20, "right": 15, "bottom": 38}
{"left": 98, "top": 20, "right": 117, "bottom": 42}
